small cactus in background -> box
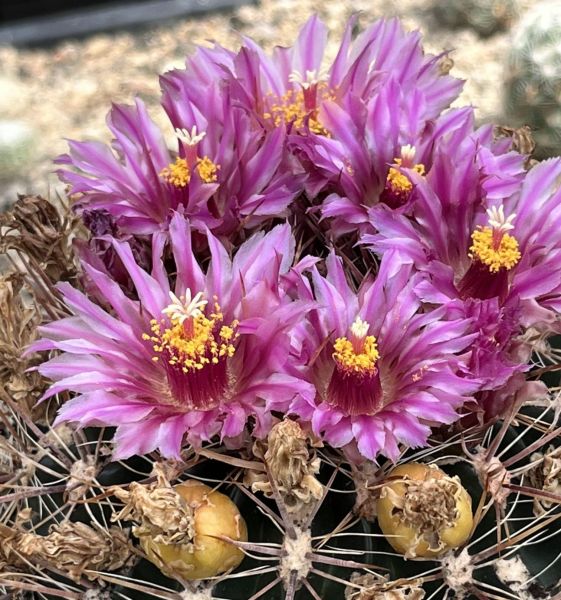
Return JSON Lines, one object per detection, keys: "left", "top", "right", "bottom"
{"left": 504, "top": 0, "right": 561, "bottom": 158}
{"left": 431, "top": 0, "right": 519, "bottom": 37}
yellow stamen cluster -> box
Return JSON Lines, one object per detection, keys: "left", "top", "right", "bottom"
{"left": 143, "top": 300, "right": 238, "bottom": 372}
{"left": 263, "top": 88, "right": 332, "bottom": 136}
{"left": 386, "top": 159, "right": 425, "bottom": 195}
{"left": 469, "top": 226, "right": 521, "bottom": 273}
{"left": 160, "top": 157, "right": 190, "bottom": 188}
{"left": 160, "top": 156, "right": 220, "bottom": 187}
{"left": 333, "top": 334, "right": 380, "bottom": 376}
{"left": 196, "top": 156, "right": 220, "bottom": 183}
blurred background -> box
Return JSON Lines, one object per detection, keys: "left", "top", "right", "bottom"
{"left": 0, "top": 0, "right": 556, "bottom": 209}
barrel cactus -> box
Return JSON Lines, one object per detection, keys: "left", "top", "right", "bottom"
{"left": 504, "top": 0, "right": 561, "bottom": 158}
{"left": 1, "top": 14, "right": 561, "bottom": 600}
{"left": 431, "top": 0, "right": 519, "bottom": 37}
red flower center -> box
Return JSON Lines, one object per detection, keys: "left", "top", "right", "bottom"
{"left": 326, "top": 317, "right": 383, "bottom": 416}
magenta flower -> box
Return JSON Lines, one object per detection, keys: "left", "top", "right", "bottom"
{"left": 28, "top": 214, "right": 314, "bottom": 459}
{"left": 42, "top": 13, "right": 561, "bottom": 461}
{"left": 161, "top": 15, "right": 461, "bottom": 167}
{"left": 227, "top": 15, "right": 461, "bottom": 135}
{"left": 442, "top": 296, "right": 533, "bottom": 419}
{"left": 214, "top": 14, "right": 462, "bottom": 236}
{"left": 295, "top": 104, "right": 474, "bottom": 236}
{"left": 365, "top": 136, "right": 561, "bottom": 332}
{"left": 361, "top": 134, "right": 561, "bottom": 417}
{"left": 56, "top": 95, "right": 298, "bottom": 238}
{"left": 289, "top": 252, "right": 479, "bottom": 461}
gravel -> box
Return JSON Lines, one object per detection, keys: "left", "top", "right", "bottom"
{"left": 0, "top": 0, "right": 539, "bottom": 208}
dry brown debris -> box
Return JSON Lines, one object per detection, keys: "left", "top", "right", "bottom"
{"left": 66, "top": 455, "right": 99, "bottom": 503}
{"left": 494, "top": 125, "right": 537, "bottom": 167}
{"left": 0, "top": 196, "right": 80, "bottom": 423}
{"left": 472, "top": 449, "right": 512, "bottom": 509}
{"left": 438, "top": 55, "right": 455, "bottom": 75}
{"left": 0, "top": 514, "right": 28, "bottom": 569}
{"left": 250, "top": 418, "right": 323, "bottom": 521}
{"left": 529, "top": 446, "right": 561, "bottom": 516}
{"left": 345, "top": 573, "right": 425, "bottom": 600}
{"left": 111, "top": 462, "right": 196, "bottom": 547}
{"left": 1, "top": 517, "right": 131, "bottom": 582}
{"left": 352, "top": 461, "right": 381, "bottom": 521}
{"left": 0, "top": 272, "right": 48, "bottom": 420}
{"left": 19, "top": 522, "right": 131, "bottom": 582}
{"left": 0, "top": 194, "right": 80, "bottom": 284}
{"left": 0, "top": 435, "right": 15, "bottom": 478}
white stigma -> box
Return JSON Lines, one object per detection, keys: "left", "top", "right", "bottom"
{"left": 162, "top": 290, "right": 208, "bottom": 324}
{"left": 400, "top": 144, "right": 417, "bottom": 165}
{"left": 288, "top": 67, "right": 328, "bottom": 89}
{"left": 350, "top": 316, "right": 370, "bottom": 340}
{"left": 486, "top": 205, "right": 516, "bottom": 233}
{"left": 175, "top": 126, "right": 206, "bottom": 146}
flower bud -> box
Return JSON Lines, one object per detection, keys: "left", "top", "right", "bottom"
{"left": 376, "top": 463, "right": 473, "bottom": 558}
{"left": 141, "top": 480, "right": 247, "bottom": 580}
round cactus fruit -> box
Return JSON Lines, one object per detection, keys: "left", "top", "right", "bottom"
{"left": 141, "top": 481, "right": 248, "bottom": 581}
{"left": 376, "top": 463, "right": 474, "bottom": 558}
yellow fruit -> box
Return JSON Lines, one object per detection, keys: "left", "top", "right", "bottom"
{"left": 141, "top": 480, "right": 247, "bottom": 580}
{"left": 376, "top": 463, "right": 473, "bottom": 558}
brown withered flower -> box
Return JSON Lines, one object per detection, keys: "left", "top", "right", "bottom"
{"left": 0, "top": 435, "right": 15, "bottom": 482}
{"left": 352, "top": 460, "right": 380, "bottom": 521}
{"left": 438, "top": 55, "right": 454, "bottom": 76}
{"left": 66, "top": 455, "right": 99, "bottom": 503}
{"left": 0, "top": 273, "right": 49, "bottom": 421}
{"left": 15, "top": 522, "right": 132, "bottom": 582}
{"left": 494, "top": 125, "right": 536, "bottom": 167}
{"left": 0, "top": 521, "right": 26, "bottom": 570}
{"left": 250, "top": 418, "right": 323, "bottom": 521}
{"left": 472, "top": 448, "right": 511, "bottom": 510}
{"left": 0, "top": 194, "right": 80, "bottom": 285}
{"left": 529, "top": 446, "right": 561, "bottom": 516}
{"left": 346, "top": 573, "right": 425, "bottom": 600}
{"left": 111, "top": 462, "right": 196, "bottom": 547}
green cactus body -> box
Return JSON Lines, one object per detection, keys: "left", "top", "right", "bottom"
{"left": 505, "top": 1, "right": 561, "bottom": 158}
